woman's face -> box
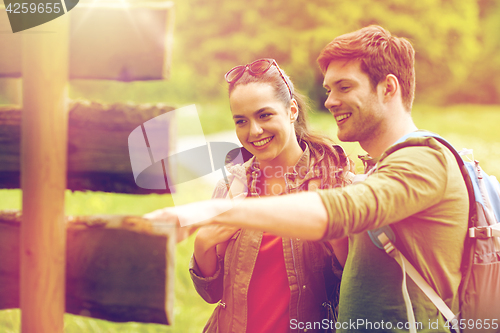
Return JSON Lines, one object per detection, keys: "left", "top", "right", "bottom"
{"left": 229, "top": 82, "right": 299, "bottom": 166}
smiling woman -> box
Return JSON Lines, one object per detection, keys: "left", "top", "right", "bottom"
{"left": 188, "top": 58, "right": 355, "bottom": 333}
{"left": 230, "top": 82, "right": 302, "bottom": 174}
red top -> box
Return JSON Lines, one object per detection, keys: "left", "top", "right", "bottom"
{"left": 246, "top": 232, "right": 291, "bottom": 333}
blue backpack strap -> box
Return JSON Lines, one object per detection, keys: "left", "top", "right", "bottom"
{"left": 399, "top": 131, "right": 477, "bottom": 225}
{"left": 394, "top": 131, "right": 456, "bottom": 149}
{"left": 367, "top": 225, "right": 396, "bottom": 250}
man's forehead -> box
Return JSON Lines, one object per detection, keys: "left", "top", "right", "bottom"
{"left": 323, "top": 59, "right": 363, "bottom": 86}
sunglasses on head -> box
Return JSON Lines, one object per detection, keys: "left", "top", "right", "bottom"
{"left": 224, "top": 58, "right": 293, "bottom": 99}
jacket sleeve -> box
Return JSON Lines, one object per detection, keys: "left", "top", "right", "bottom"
{"left": 189, "top": 253, "right": 224, "bottom": 304}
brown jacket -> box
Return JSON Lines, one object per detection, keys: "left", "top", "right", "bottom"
{"left": 190, "top": 144, "right": 352, "bottom": 332}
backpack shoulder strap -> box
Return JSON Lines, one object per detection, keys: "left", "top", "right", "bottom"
{"left": 376, "top": 230, "right": 456, "bottom": 324}
{"left": 369, "top": 131, "right": 477, "bottom": 238}
{"left": 388, "top": 131, "right": 477, "bottom": 224}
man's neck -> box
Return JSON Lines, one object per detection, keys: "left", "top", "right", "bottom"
{"left": 360, "top": 117, "right": 418, "bottom": 158}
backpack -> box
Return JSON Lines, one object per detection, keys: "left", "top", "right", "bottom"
{"left": 366, "top": 131, "right": 500, "bottom": 333}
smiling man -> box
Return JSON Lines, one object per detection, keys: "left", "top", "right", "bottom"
{"left": 149, "top": 26, "right": 468, "bottom": 332}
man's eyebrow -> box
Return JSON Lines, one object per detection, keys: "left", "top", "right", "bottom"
{"left": 324, "top": 79, "right": 350, "bottom": 89}
{"left": 335, "top": 79, "right": 352, "bottom": 84}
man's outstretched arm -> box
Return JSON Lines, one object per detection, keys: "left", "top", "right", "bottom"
{"left": 208, "top": 191, "right": 328, "bottom": 240}
{"left": 146, "top": 191, "right": 329, "bottom": 241}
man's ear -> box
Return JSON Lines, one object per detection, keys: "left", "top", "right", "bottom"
{"left": 381, "top": 74, "right": 400, "bottom": 102}
{"left": 290, "top": 98, "right": 299, "bottom": 123}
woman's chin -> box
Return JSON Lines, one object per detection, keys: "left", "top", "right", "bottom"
{"left": 253, "top": 151, "right": 277, "bottom": 163}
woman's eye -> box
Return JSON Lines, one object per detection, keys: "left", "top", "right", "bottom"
{"left": 260, "top": 113, "right": 271, "bottom": 119}
{"left": 235, "top": 119, "right": 246, "bottom": 125}
{"left": 340, "top": 86, "right": 350, "bottom": 92}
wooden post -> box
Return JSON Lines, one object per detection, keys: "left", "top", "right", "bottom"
{"left": 20, "top": 14, "right": 69, "bottom": 333}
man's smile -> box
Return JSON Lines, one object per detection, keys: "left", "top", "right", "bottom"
{"left": 335, "top": 113, "right": 352, "bottom": 124}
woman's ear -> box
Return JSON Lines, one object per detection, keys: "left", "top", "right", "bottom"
{"left": 290, "top": 99, "right": 299, "bottom": 123}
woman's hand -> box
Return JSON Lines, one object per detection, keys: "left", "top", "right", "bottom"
{"left": 194, "top": 225, "right": 240, "bottom": 277}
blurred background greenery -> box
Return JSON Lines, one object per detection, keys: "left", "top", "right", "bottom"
{"left": 0, "top": 0, "right": 499, "bottom": 331}
{"left": 3, "top": 0, "right": 499, "bottom": 107}
{"left": 168, "top": 0, "right": 500, "bottom": 108}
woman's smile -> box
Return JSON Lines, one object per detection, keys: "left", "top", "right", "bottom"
{"left": 251, "top": 136, "right": 274, "bottom": 149}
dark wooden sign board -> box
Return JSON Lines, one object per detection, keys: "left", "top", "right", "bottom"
{"left": 0, "top": 211, "right": 176, "bottom": 325}
{"left": 0, "top": 101, "right": 176, "bottom": 194}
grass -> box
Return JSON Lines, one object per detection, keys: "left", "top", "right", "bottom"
{"left": 0, "top": 103, "right": 499, "bottom": 332}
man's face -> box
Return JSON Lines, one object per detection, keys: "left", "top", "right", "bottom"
{"left": 323, "top": 60, "right": 385, "bottom": 145}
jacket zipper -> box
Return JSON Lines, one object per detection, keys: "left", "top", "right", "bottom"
{"left": 286, "top": 175, "right": 302, "bottom": 326}
{"left": 290, "top": 238, "right": 301, "bottom": 325}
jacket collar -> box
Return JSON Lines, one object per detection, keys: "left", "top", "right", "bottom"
{"left": 358, "top": 154, "right": 380, "bottom": 173}
{"left": 238, "top": 142, "right": 313, "bottom": 196}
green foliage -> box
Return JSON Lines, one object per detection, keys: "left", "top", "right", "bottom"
{"left": 29, "top": 0, "right": 496, "bottom": 109}
{"left": 444, "top": 0, "right": 500, "bottom": 103}
{"left": 0, "top": 0, "right": 498, "bottom": 106}
{"left": 168, "top": 0, "right": 486, "bottom": 106}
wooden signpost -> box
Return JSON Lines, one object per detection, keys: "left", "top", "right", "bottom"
{"left": 0, "top": 1, "right": 176, "bottom": 331}
{"left": 20, "top": 15, "right": 69, "bottom": 333}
